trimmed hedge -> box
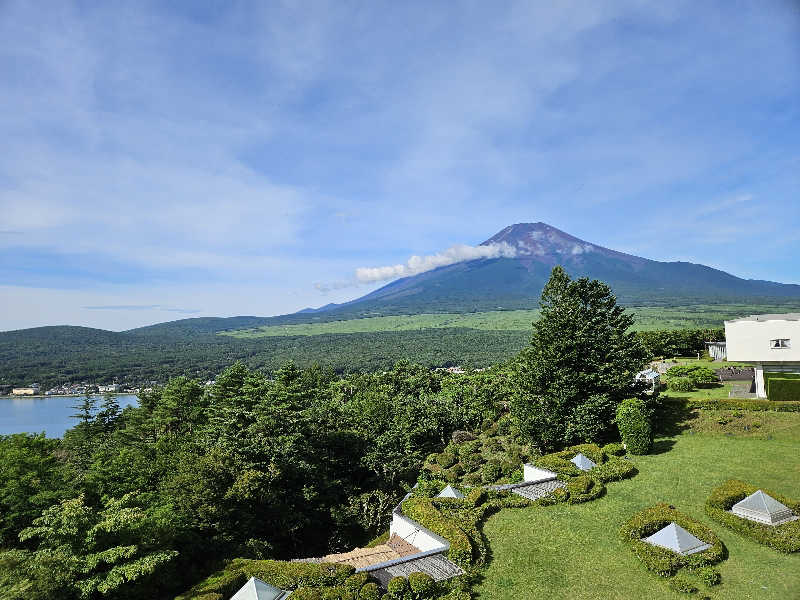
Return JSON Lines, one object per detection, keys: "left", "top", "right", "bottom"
{"left": 533, "top": 443, "right": 606, "bottom": 477}
{"left": 174, "top": 559, "right": 355, "bottom": 600}
{"left": 616, "top": 398, "right": 652, "bottom": 455}
{"left": 565, "top": 475, "right": 604, "bottom": 504}
{"left": 408, "top": 572, "right": 436, "bottom": 597}
{"left": 767, "top": 377, "right": 800, "bottom": 402}
{"left": 591, "top": 459, "right": 637, "bottom": 483}
{"left": 401, "top": 498, "right": 473, "bottom": 567}
{"left": 705, "top": 479, "right": 800, "bottom": 552}
{"left": 661, "top": 397, "right": 800, "bottom": 412}
{"left": 602, "top": 442, "right": 626, "bottom": 457}
{"left": 620, "top": 503, "right": 725, "bottom": 577}
{"left": 667, "top": 376, "right": 694, "bottom": 392}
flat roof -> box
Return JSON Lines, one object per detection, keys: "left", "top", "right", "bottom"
{"left": 725, "top": 313, "right": 800, "bottom": 324}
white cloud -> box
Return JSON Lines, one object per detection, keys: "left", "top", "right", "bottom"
{"left": 355, "top": 242, "right": 517, "bottom": 283}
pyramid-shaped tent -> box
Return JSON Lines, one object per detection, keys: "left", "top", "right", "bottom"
{"left": 230, "top": 577, "right": 292, "bottom": 600}
{"left": 571, "top": 453, "right": 597, "bottom": 471}
{"left": 732, "top": 490, "right": 797, "bottom": 525}
{"left": 642, "top": 522, "right": 711, "bottom": 556}
{"left": 437, "top": 485, "right": 465, "bottom": 499}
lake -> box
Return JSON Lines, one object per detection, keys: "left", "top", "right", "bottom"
{"left": 0, "top": 394, "right": 139, "bottom": 438}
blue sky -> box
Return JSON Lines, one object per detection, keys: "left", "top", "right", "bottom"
{"left": 1, "top": 0, "right": 798, "bottom": 331}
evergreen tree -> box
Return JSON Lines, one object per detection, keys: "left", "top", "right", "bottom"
{"left": 512, "top": 266, "right": 649, "bottom": 449}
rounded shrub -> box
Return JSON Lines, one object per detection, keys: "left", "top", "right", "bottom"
{"left": 344, "top": 573, "right": 369, "bottom": 591}
{"left": 451, "top": 430, "right": 476, "bottom": 444}
{"left": 387, "top": 576, "right": 408, "bottom": 598}
{"left": 698, "top": 567, "right": 721, "bottom": 587}
{"left": 461, "top": 452, "right": 484, "bottom": 472}
{"left": 496, "top": 415, "right": 513, "bottom": 435}
{"left": 436, "top": 453, "right": 457, "bottom": 469}
{"left": 480, "top": 462, "right": 502, "bottom": 484}
{"left": 359, "top": 583, "right": 380, "bottom": 600}
{"left": 668, "top": 376, "right": 694, "bottom": 392}
{"left": 668, "top": 574, "right": 698, "bottom": 594}
{"left": 602, "top": 442, "right": 626, "bottom": 457}
{"left": 616, "top": 398, "right": 652, "bottom": 455}
{"left": 408, "top": 572, "right": 436, "bottom": 598}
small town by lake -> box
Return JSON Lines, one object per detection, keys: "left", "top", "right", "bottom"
{"left": 0, "top": 394, "right": 139, "bottom": 437}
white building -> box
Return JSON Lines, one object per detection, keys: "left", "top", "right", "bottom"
{"left": 724, "top": 313, "right": 800, "bottom": 398}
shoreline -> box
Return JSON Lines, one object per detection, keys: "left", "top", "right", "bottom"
{"left": 0, "top": 393, "right": 138, "bottom": 400}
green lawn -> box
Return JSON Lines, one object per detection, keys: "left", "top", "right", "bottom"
{"left": 474, "top": 416, "right": 800, "bottom": 599}
{"left": 219, "top": 303, "right": 800, "bottom": 339}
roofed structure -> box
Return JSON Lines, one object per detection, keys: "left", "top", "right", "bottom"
{"left": 370, "top": 553, "right": 464, "bottom": 588}
{"left": 436, "top": 485, "right": 465, "bottom": 499}
{"left": 571, "top": 452, "right": 597, "bottom": 471}
{"left": 230, "top": 577, "right": 291, "bottom": 600}
{"left": 732, "top": 490, "right": 797, "bottom": 525}
{"left": 295, "top": 535, "right": 420, "bottom": 570}
{"left": 642, "top": 522, "right": 711, "bottom": 556}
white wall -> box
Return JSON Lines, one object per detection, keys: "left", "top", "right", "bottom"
{"left": 725, "top": 318, "right": 800, "bottom": 363}
{"left": 523, "top": 464, "right": 557, "bottom": 482}
{"left": 389, "top": 512, "right": 449, "bottom": 552}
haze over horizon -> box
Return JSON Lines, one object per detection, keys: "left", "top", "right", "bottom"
{"left": 1, "top": 1, "right": 798, "bottom": 331}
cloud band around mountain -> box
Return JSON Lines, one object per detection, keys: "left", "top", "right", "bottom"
{"left": 355, "top": 242, "right": 518, "bottom": 284}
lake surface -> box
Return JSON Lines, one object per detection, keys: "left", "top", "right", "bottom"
{"left": 0, "top": 395, "right": 139, "bottom": 438}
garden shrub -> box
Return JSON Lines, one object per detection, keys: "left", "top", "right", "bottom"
{"left": 413, "top": 480, "right": 447, "bottom": 498}
{"left": 661, "top": 397, "right": 800, "bottom": 412}
{"left": 565, "top": 475, "right": 604, "bottom": 504}
{"left": 462, "top": 471, "right": 482, "bottom": 485}
{"left": 767, "top": 377, "right": 800, "bottom": 402}
{"left": 496, "top": 416, "right": 513, "bottom": 435}
{"left": 616, "top": 398, "right": 652, "bottom": 455}
{"left": 387, "top": 576, "right": 409, "bottom": 598}
{"left": 620, "top": 503, "right": 725, "bottom": 577}
{"left": 359, "top": 583, "right": 380, "bottom": 600}
{"left": 666, "top": 365, "right": 718, "bottom": 387}
{"left": 344, "top": 573, "right": 369, "bottom": 592}
{"left": 698, "top": 567, "right": 721, "bottom": 587}
{"left": 460, "top": 453, "right": 484, "bottom": 472}
{"left": 668, "top": 574, "right": 698, "bottom": 594}
{"left": 457, "top": 441, "right": 481, "bottom": 459}
{"left": 408, "top": 572, "right": 436, "bottom": 598}
{"left": 534, "top": 444, "right": 605, "bottom": 477}
{"left": 483, "top": 438, "right": 503, "bottom": 453}
{"left": 436, "top": 453, "right": 457, "bottom": 469}
{"left": 705, "top": 479, "right": 800, "bottom": 552}
{"left": 499, "top": 460, "right": 517, "bottom": 477}
{"left": 466, "top": 488, "right": 487, "bottom": 507}
{"left": 480, "top": 462, "right": 502, "bottom": 484}
{"left": 592, "top": 458, "right": 637, "bottom": 483}
{"left": 175, "top": 559, "right": 356, "bottom": 600}
{"left": 668, "top": 377, "right": 695, "bottom": 392}
{"left": 451, "top": 430, "right": 476, "bottom": 444}
{"left": 602, "top": 442, "right": 626, "bottom": 457}
{"left": 401, "top": 498, "right": 472, "bottom": 567}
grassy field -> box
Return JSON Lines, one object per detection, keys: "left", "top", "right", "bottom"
{"left": 220, "top": 303, "right": 800, "bottom": 338}
{"left": 474, "top": 410, "right": 800, "bottom": 600}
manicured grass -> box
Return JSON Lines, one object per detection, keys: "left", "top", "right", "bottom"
{"left": 220, "top": 303, "right": 800, "bottom": 339}
{"left": 475, "top": 417, "right": 800, "bottom": 599}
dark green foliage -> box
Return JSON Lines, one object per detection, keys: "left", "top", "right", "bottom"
{"left": 705, "top": 479, "right": 800, "bottom": 552}
{"left": 616, "top": 398, "right": 652, "bottom": 455}
{"left": 533, "top": 443, "right": 606, "bottom": 477}
{"left": 359, "top": 582, "right": 381, "bottom": 599}
{"left": 620, "top": 503, "right": 725, "bottom": 577}
{"left": 766, "top": 377, "right": 800, "bottom": 401}
{"left": 591, "top": 459, "right": 637, "bottom": 483}
{"left": 511, "top": 267, "right": 649, "bottom": 449}
{"left": 175, "top": 559, "right": 356, "bottom": 600}
{"left": 480, "top": 462, "right": 502, "bottom": 484}
{"left": 436, "top": 453, "right": 457, "bottom": 469}
{"left": 636, "top": 328, "right": 724, "bottom": 359}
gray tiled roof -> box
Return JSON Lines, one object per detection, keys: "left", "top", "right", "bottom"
{"left": 371, "top": 554, "right": 463, "bottom": 588}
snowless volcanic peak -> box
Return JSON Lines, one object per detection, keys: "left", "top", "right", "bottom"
{"left": 482, "top": 223, "right": 597, "bottom": 258}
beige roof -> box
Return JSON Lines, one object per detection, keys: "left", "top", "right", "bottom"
{"left": 319, "top": 535, "right": 420, "bottom": 569}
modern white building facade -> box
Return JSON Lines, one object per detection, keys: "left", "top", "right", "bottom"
{"left": 724, "top": 313, "right": 800, "bottom": 398}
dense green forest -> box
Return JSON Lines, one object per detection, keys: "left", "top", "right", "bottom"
{"left": 0, "top": 300, "right": 771, "bottom": 389}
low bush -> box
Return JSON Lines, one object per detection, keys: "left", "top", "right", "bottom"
{"left": 413, "top": 480, "right": 447, "bottom": 498}
{"left": 668, "top": 377, "right": 695, "bottom": 392}
{"left": 667, "top": 574, "right": 698, "bottom": 594}
{"left": 534, "top": 444, "right": 606, "bottom": 477}
{"left": 457, "top": 441, "right": 481, "bottom": 459}
{"left": 620, "top": 503, "right": 725, "bottom": 577}
{"left": 408, "top": 572, "right": 436, "bottom": 598}
{"left": 666, "top": 365, "right": 718, "bottom": 387}
{"left": 565, "top": 475, "right": 604, "bottom": 504}
{"left": 480, "top": 462, "right": 502, "bottom": 484}
{"left": 451, "top": 430, "right": 476, "bottom": 444}
{"left": 460, "top": 453, "right": 484, "bottom": 472}
{"left": 436, "top": 453, "right": 457, "bottom": 469}
{"left": 176, "top": 559, "right": 356, "bottom": 600}
{"left": 359, "top": 583, "right": 380, "bottom": 600}
{"left": 661, "top": 397, "right": 800, "bottom": 412}
{"left": 591, "top": 458, "right": 637, "bottom": 483}
{"left": 705, "top": 479, "right": 800, "bottom": 553}
{"left": 344, "top": 573, "right": 369, "bottom": 591}
{"left": 698, "top": 567, "right": 721, "bottom": 587}
{"left": 387, "top": 576, "right": 409, "bottom": 598}
{"left": 616, "top": 398, "right": 652, "bottom": 455}
{"left": 602, "top": 442, "right": 626, "bottom": 456}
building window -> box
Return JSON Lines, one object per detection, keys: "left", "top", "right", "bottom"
{"left": 770, "top": 339, "right": 791, "bottom": 349}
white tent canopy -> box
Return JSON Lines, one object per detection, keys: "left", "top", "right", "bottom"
{"left": 732, "top": 490, "right": 797, "bottom": 525}
{"left": 436, "top": 485, "right": 465, "bottom": 499}
{"left": 642, "top": 522, "right": 711, "bottom": 556}
{"left": 571, "top": 453, "right": 597, "bottom": 471}
{"left": 230, "top": 577, "right": 292, "bottom": 600}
